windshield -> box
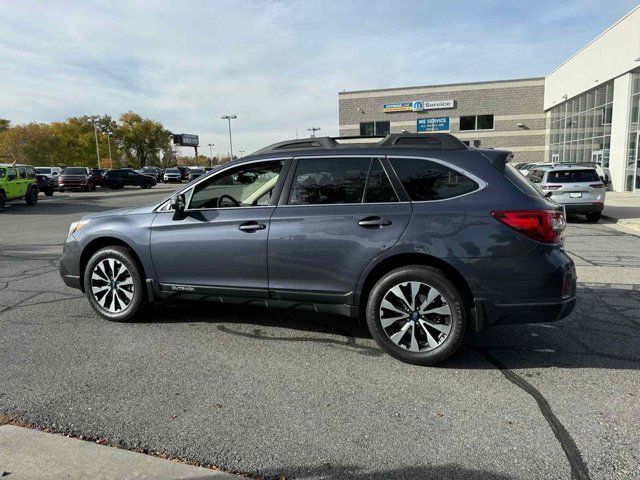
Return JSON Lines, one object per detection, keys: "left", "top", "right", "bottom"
{"left": 35, "top": 167, "right": 51, "bottom": 174}
{"left": 166, "top": 168, "right": 179, "bottom": 173}
{"left": 547, "top": 169, "right": 600, "bottom": 183}
{"left": 191, "top": 169, "right": 204, "bottom": 173}
{"left": 63, "top": 167, "right": 87, "bottom": 175}
{"left": 142, "top": 167, "right": 155, "bottom": 172}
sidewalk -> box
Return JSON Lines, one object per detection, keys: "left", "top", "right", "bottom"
{"left": 602, "top": 191, "right": 640, "bottom": 235}
{"left": 0, "top": 425, "right": 244, "bottom": 480}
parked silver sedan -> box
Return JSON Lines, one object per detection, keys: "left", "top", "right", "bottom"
{"left": 527, "top": 165, "right": 605, "bottom": 222}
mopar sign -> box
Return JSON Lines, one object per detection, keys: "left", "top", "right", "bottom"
{"left": 417, "top": 117, "right": 450, "bottom": 132}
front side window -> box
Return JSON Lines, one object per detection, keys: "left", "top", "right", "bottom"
{"left": 288, "top": 158, "right": 369, "bottom": 205}
{"left": 18, "top": 167, "right": 26, "bottom": 179}
{"left": 189, "top": 161, "right": 283, "bottom": 209}
{"left": 389, "top": 158, "right": 479, "bottom": 201}
{"left": 7, "top": 168, "right": 16, "bottom": 180}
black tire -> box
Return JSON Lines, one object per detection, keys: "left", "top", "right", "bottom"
{"left": 44, "top": 188, "right": 54, "bottom": 197}
{"left": 586, "top": 212, "right": 601, "bottom": 222}
{"left": 91, "top": 182, "right": 96, "bottom": 191}
{"left": 83, "top": 246, "right": 147, "bottom": 322}
{"left": 58, "top": 188, "right": 65, "bottom": 193}
{"left": 0, "top": 192, "right": 5, "bottom": 212}
{"left": 25, "top": 187, "right": 38, "bottom": 205}
{"left": 366, "top": 265, "right": 466, "bottom": 366}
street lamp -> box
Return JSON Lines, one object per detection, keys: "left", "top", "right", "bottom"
{"left": 307, "top": 127, "right": 321, "bottom": 138}
{"left": 105, "top": 130, "right": 114, "bottom": 170}
{"left": 207, "top": 143, "right": 215, "bottom": 167}
{"left": 221, "top": 115, "right": 237, "bottom": 158}
{"left": 90, "top": 116, "right": 101, "bottom": 169}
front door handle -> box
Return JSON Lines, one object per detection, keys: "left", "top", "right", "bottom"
{"left": 358, "top": 216, "right": 392, "bottom": 228}
{"left": 238, "top": 221, "right": 266, "bottom": 232}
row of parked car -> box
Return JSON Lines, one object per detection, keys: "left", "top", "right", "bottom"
{"left": 515, "top": 161, "right": 608, "bottom": 222}
{"left": 0, "top": 163, "right": 212, "bottom": 211}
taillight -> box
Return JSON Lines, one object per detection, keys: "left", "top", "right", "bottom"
{"left": 491, "top": 210, "right": 566, "bottom": 244}
{"left": 541, "top": 185, "right": 561, "bottom": 190}
{"left": 589, "top": 183, "right": 604, "bottom": 189}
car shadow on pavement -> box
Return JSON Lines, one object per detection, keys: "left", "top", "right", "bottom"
{"left": 140, "top": 284, "right": 640, "bottom": 369}
{"left": 250, "top": 463, "right": 514, "bottom": 480}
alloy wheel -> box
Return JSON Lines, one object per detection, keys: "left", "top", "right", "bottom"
{"left": 379, "top": 281, "right": 452, "bottom": 352}
{"left": 90, "top": 258, "right": 135, "bottom": 313}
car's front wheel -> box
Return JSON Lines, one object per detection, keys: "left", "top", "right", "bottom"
{"left": 83, "top": 246, "right": 147, "bottom": 322}
{"left": 366, "top": 266, "right": 466, "bottom": 366}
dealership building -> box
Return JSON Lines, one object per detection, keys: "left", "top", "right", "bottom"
{"left": 338, "top": 5, "right": 640, "bottom": 192}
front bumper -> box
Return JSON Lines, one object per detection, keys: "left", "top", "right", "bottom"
{"left": 59, "top": 236, "right": 82, "bottom": 290}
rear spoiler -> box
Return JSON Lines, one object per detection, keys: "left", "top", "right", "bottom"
{"left": 478, "top": 149, "right": 513, "bottom": 174}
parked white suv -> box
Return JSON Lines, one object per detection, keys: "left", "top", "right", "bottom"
{"left": 527, "top": 165, "right": 605, "bottom": 222}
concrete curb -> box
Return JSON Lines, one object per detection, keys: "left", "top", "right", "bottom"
{"left": 0, "top": 425, "right": 245, "bottom": 480}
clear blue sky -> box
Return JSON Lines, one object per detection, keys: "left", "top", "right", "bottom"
{"left": 0, "top": 0, "right": 638, "bottom": 155}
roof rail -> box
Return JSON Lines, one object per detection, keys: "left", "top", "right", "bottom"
{"left": 251, "top": 133, "right": 467, "bottom": 155}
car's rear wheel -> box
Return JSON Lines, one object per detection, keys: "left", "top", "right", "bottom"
{"left": 366, "top": 266, "right": 466, "bottom": 366}
{"left": 83, "top": 246, "right": 147, "bottom": 322}
{"left": 26, "top": 188, "right": 38, "bottom": 205}
{"left": 44, "top": 187, "right": 54, "bottom": 196}
{"left": 586, "top": 212, "right": 601, "bottom": 222}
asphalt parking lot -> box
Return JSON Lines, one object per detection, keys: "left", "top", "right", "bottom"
{"left": 1, "top": 187, "right": 639, "bottom": 480}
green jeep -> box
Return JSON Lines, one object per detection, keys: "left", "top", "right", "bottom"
{"left": 0, "top": 164, "right": 39, "bottom": 212}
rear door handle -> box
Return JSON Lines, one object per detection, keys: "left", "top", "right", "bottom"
{"left": 358, "top": 216, "right": 392, "bottom": 228}
{"left": 238, "top": 221, "right": 266, "bottom": 232}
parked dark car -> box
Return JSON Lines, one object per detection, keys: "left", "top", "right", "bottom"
{"left": 140, "top": 166, "right": 163, "bottom": 183}
{"left": 103, "top": 169, "right": 157, "bottom": 189}
{"left": 36, "top": 173, "right": 56, "bottom": 196}
{"left": 57, "top": 167, "right": 95, "bottom": 192}
{"left": 177, "top": 167, "right": 190, "bottom": 181}
{"left": 60, "top": 133, "right": 576, "bottom": 366}
{"left": 91, "top": 168, "right": 107, "bottom": 187}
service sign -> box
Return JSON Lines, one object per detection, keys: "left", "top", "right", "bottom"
{"left": 417, "top": 117, "right": 450, "bottom": 132}
{"left": 384, "top": 99, "right": 455, "bottom": 113}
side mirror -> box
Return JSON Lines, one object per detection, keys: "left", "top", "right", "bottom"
{"left": 170, "top": 193, "right": 186, "bottom": 220}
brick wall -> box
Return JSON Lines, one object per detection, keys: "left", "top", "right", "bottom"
{"left": 338, "top": 78, "right": 547, "bottom": 163}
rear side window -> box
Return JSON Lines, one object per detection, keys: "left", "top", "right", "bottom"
{"left": 389, "top": 158, "right": 479, "bottom": 201}
{"left": 547, "top": 169, "right": 600, "bottom": 183}
{"left": 289, "top": 158, "right": 369, "bottom": 205}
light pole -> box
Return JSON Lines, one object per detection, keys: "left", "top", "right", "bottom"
{"left": 307, "top": 127, "right": 321, "bottom": 138}
{"left": 221, "top": 115, "right": 237, "bottom": 158}
{"left": 105, "top": 130, "right": 113, "bottom": 170}
{"left": 239, "top": 149, "right": 245, "bottom": 157}
{"left": 207, "top": 143, "right": 215, "bottom": 167}
{"left": 91, "top": 116, "right": 101, "bottom": 168}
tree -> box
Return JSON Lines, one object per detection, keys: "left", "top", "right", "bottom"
{"left": 0, "top": 119, "right": 10, "bottom": 132}
{"left": 117, "top": 112, "right": 171, "bottom": 168}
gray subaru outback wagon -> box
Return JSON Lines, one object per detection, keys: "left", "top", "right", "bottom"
{"left": 60, "top": 133, "right": 576, "bottom": 365}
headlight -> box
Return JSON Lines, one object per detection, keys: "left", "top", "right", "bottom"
{"left": 68, "top": 220, "right": 90, "bottom": 237}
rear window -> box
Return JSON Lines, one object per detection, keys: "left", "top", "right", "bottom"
{"left": 389, "top": 158, "right": 479, "bottom": 201}
{"left": 547, "top": 169, "right": 600, "bottom": 183}
{"left": 63, "top": 168, "right": 87, "bottom": 175}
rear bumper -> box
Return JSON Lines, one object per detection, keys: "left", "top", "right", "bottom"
{"left": 475, "top": 296, "right": 576, "bottom": 330}
{"left": 561, "top": 202, "right": 604, "bottom": 214}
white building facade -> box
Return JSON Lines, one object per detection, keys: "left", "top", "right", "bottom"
{"left": 544, "top": 5, "right": 640, "bottom": 192}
